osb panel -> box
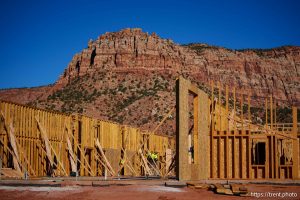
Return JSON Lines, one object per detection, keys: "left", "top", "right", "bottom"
{"left": 81, "top": 116, "right": 97, "bottom": 148}
{"left": 125, "top": 127, "right": 140, "bottom": 151}
{"left": 123, "top": 150, "right": 136, "bottom": 176}
{"left": 148, "top": 134, "right": 167, "bottom": 155}
{"left": 133, "top": 152, "right": 142, "bottom": 175}
{"left": 100, "top": 121, "right": 121, "bottom": 149}
{"left": 104, "top": 148, "right": 121, "bottom": 176}
{"left": 191, "top": 164, "right": 200, "bottom": 180}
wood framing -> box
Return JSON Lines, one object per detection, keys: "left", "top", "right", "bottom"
{"left": 0, "top": 76, "right": 298, "bottom": 181}
{"left": 176, "top": 76, "right": 300, "bottom": 181}
{"left": 176, "top": 76, "right": 210, "bottom": 180}
{"left": 0, "top": 100, "right": 175, "bottom": 177}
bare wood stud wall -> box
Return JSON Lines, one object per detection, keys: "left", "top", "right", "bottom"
{"left": 176, "top": 76, "right": 299, "bottom": 181}
{"left": 0, "top": 76, "right": 299, "bottom": 181}
{"left": 0, "top": 101, "right": 175, "bottom": 178}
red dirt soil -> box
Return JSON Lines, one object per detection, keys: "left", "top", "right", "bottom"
{"left": 0, "top": 184, "right": 299, "bottom": 200}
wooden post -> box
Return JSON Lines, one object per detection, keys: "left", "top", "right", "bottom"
{"left": 274, "top": 100, "right": 277, "bottom": 129}
{"left": 211, "top": 81, "right": 215, "bottom": 133}
{"left": 233, "top": 87, "right": 236, "bottom": 131}
{"left": 193, "top": 95, "right": 198, "bottom": 165}
{"left": 80, "top": 117, "right": 85, "bottom": 176}
{"left": 270, "top": 96, "right": 273, "bottom": 130}
{"left": 247, "top": 136, "right": 251, "bottom": 179}
{"left": 292, "top": 107, "right": 299, "bottom": 179}
{"left": 241, "top": 92, "right": 244, "bottom": 131}
{"left": 218, "top": 82, "right": 221, "bottom": 131}
{"left": 225, "top": 85, "right": 229, "bottom": 131}
{"left": 225, "top": 85, "right": 229, "bottom": 178}
{"left": 211, "top": 81, "right": 215, "bottom": 179}
{"left": 248, "top": 92, "right": 251, "bottom": 130}
{"left": 265, "top": 98, "right": 268, "bottom": 129}
{"left": 176, "top": 77, "right": 190, "bottom": 180}
{"left": 270, "top": 135, "right": 273, "bottom": 179}
{"left": 274, "top": 135, "right": 278, "bottom": 179}
{"left": 91, "top": 125, "right": 96, "bottom": 176}
{"left": 232, "top": 86, "right": 236, "bottom": 178}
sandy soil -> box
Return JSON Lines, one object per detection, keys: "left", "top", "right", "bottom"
{"left": 0, "top": 184, "right": 300, "bottom": 200}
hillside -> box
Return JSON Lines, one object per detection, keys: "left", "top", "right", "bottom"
{"left": 0, "top": 28, "right": 299, "bottom": 134}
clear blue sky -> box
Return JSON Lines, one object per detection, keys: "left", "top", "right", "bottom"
{"left": 0, "top": 0, "right": 299, "bottom": 89}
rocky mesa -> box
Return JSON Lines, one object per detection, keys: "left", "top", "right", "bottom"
{"left": 0, "top": 28, "right": 299, "bottom": 134}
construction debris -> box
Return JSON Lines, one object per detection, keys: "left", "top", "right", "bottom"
{"left": 187, "top": 182, "right": 249, "bottom": 196}
{"left": 164, "top": 181, "right": 186, "bottom": 188}
{"left": 0, "top": 168, "right": 23, "bottom": 179}
{"left": 186, "top": 182, "right": 209, "bottom": 189}
{"left": 214, "top": 183, "right": 248, "bottom": 196}
{"left": 214, "top": 183, "right": 233, "bottom": 195}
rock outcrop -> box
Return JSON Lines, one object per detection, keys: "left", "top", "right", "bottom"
{"left": 0, "top": 28, "right": 299, "bottom": 134}
{"left": 57, "top": 28, "right": 300, "bottom": 105}
{"left": 0, "top": 86, "right": 51, "bottom": 104}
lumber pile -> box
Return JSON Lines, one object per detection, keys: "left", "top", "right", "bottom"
{"left": 187, "top": 182, "right": 209, "bottom": 189}
{"left": 230, "top": 184, "right": 249, "bottom": 196}
{"left": 214, "top": 183, "right": 249, "bottom": 196}
{"left": 0, "top": 168, "right": 23, "bottom": 179}
{"left": 187, "top": 182, "right": 249, "bottom": 196}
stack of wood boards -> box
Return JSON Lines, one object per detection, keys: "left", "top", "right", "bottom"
{"left": 187, "top": 182, "right": 249, "bottom": 196}
{"left": 0, "top": 168, "right": 23, "bottom": 179}
{"left": 214, "top": 183, "right": 249, "bottom": 196}
{"left": 186, "top": 182, "right": 209, "bottom": 189}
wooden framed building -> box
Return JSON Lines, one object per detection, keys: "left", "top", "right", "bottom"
{"left": 176, "top": 76, "right": 299, "bottom": 181}
{"left": 0, "top": 76, "right": 299, "bottom": 181}
{"left": 0, "top": 100, "right": 175, "bottom": 178}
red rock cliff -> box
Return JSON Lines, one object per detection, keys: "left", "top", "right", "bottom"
{"left": 56, "top": 28, "right": 300, "bottom": 105}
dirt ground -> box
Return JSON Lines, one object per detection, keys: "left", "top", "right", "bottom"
{"left": 0, "top": 183, "right": 300, "bottom": 200}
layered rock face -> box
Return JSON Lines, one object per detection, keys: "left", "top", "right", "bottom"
{"left": 57, "top": 28, "right": 300, "bottom": 105}
{"left": 0, "top": 28, "right": 299, "bottom": 134}
{"left": 57, "top": 28, "right": 195, "bottom": 85}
